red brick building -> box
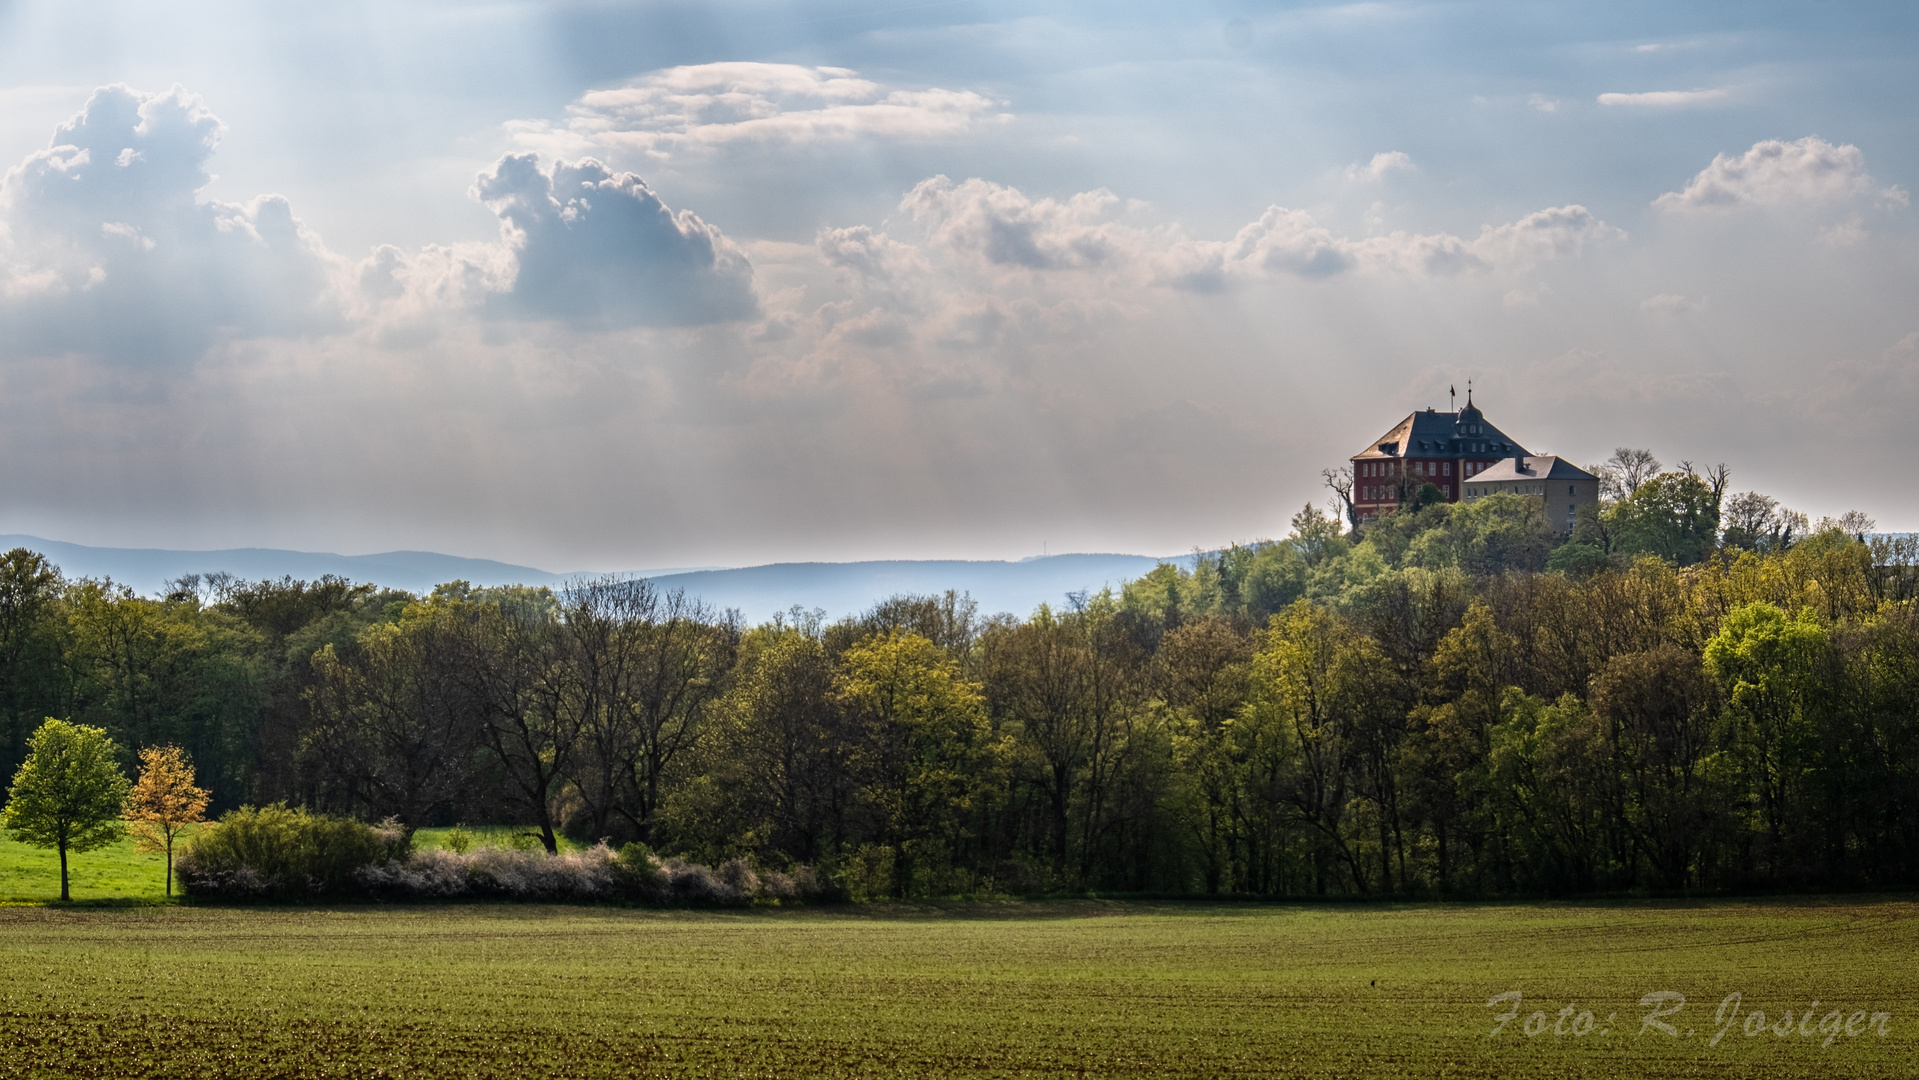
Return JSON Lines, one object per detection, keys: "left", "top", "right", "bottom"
{"left": 1350, "top": 392, "right": 1530, "bottom": 525}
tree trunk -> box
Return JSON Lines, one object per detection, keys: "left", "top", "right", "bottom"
{"left": 59, "top": 842, "right": 69, "bottom": 902}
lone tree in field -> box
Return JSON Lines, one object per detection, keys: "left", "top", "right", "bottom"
{"left": 2, "top": 719, "right": 131, "bottom": 901}
{"left": 126, "top": 744, "right": 211, "bottom": 897}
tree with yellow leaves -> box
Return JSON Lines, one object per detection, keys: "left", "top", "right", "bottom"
{"left": 125, "top": 745, "right": 211, "bottom": 897}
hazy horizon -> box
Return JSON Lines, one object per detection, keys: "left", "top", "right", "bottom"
{"left": 1, "top": 1, "right": 1913, "bottom": 570}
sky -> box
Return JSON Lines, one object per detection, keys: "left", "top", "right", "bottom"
{"left": 0, "top": 0, "right": 1913, "bottom": 572}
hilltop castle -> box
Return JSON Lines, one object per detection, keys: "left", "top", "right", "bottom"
{"left": 1349, "top": 390, "right": 1598, "bottom": 535}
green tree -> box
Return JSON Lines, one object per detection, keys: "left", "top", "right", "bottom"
{"left": 834, "top": 630, "right": 1002, "bottom": 896}
{"left": 1484, "top": 689, "right": 1606, "bottom": 892}
{"left": 305, "top": 599, "right": 485, "bottom": 827}
{"left": 1606, "top": 470, "right": 1724, "bottom": 566}
{"left": 1403, "top": 601, "right": 1514, "bottom": 889}
{"left": 662, "top": 624, "right": 849, "bottom": 866}
{"left": 0, "top": 549, "right": 65, "bottom": 782}
{"left": 2, "top": 719, "right": 131, "bottom": 900}
{"left": 1590, "top": 645, "right": 1723, "bottom": 889}
{"left": 62, "top": 580, "right": 265, "bottom": 805}
{"left": 1406, "top": 493, "right": 1554, "bottom": 575}
{"left": 1158, "top": 617, "right": 1254, "bottom": 891}
{"left": 1704, "top": 602, "right": 1829, "bottom": 875}
{"left": 984, "top": 595, "right": 1140, "bottom": 887}
{"left": 1238, "top": 601, "right": 1369, "bottom": 893}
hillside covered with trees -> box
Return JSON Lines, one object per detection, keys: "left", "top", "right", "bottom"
{"left": 1, "top": 452, "right": 1916, "bottom": 898}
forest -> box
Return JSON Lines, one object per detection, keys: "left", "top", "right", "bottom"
{"left": 2, "top": 450, "right": 1917, "bottom": 898}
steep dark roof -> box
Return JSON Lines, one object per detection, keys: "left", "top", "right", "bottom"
{"left": 1352, "top": 406, "right": 1530, "bottom": 460}
{"left": 1465, "top": 456, "right": 1598, "bottom": 484}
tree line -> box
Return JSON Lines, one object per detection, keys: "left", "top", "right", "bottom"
{"left": 3, "top": 450, "right": 1918, "bottom": 897}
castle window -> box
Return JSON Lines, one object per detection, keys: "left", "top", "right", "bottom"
{"left": 1444, "top": 462, "right": 1452, "bottom": 476}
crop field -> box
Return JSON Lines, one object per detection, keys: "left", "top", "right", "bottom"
{"left": 0, "top": 897, "right": 1913, "bottom": 1079}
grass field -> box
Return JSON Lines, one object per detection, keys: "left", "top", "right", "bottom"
{"left": 0, "top": 897, "right": 1915, "bottom": 1078}
{"left": 0, "top": 829, "right": 168, "bottom": 904}
{"left": 0, "top": 824, "right": 587, "bottom": 904}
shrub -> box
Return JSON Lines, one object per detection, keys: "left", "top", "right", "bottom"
{"left": 178, "top": 805, "right": 408, "bottom": 899}
{"left": 181, "top": 811, "right": 832, "bottom": 905}
{"left": 351, "top": 844, "right": 832, "bottom": 904}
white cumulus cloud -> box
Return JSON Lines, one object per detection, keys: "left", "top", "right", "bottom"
{"left": 901, "top": 177, "right": 1135, "bottom": 271}
{"left": 887, "top": 177, "right": 1619, "bottom": 292}
{"left": 0, "top": 84, "right": 343, "bottom": 362}
{"left": 1654, "top": 136, "right": 1901, "bottom": 211}
{"left": 1344, "top": 151, "right": 1414, "bottom": 183}
{"left": 1165, "top": 203, "right": 1619, "bottom": 288}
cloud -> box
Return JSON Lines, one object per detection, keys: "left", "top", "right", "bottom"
{"left": 1641, "top": 292, "right": 1704, "bottom": 314}
{"left": 509, "top": 63, "right": 1002, "bottom": 161}
{"left": 890, "top": 176, "right": 1619, "bottom": 293}
{"left": 901, "top": 176, "right": 1132, "bottom": 271}
{"left": 1470, "top": 204, "right": 1624, "bottom": 264}
{"left": 1819, "top": 215, "right": 1868, "bottom": 247}
{"left": 1344, "top": 151, "right": 1414, "bottom": 183}
{"left": 1165, "top": 202, "right": 1619, "bottom": 288}
{"left": 1597, "top": 88, "right": 1730, "bottom": 108}
{"left": 1654, "top": 136, "right": 1897, "bottom": 212}
{"left": 1528, "top": 94, "right": 1559, "bottom": 114}
{"left": 471, "top": 154, "right": 756, "bottom": 327}
{"left": 0, "top": 84, "right": 342, "bottom": 362}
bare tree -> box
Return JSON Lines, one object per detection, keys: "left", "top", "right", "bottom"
{"left": 615, "top": 589, "right": 737, "bottom": 843}
{"left": 1822, "top": 511, "right": 1878, "bottom": 541}
{"left": 163, "top": 571, "right": 238, "bottom": 606}
{"left": 1722, "top": 491, "right": 1810, "bottom": 553}
{"left": 461, "top": 599, "right": 575, "bottom": 853}
{"left": 1600, "top": 448, "right": 1662, "bottom": 499}
{"left": 1723, "top": 491, "right": 1780, "bottom": 535}
{"left": 1702, "top": 463, "right": 1731, "bottom": 508}
{"left": 544, "top": 577, "right": 655, "bottom": 844}
{"left": 305, "top": 608, "right": 486, "bottom": 827}
{"left": 544, "top": 578, "right": 736, "bottom": 845}
{"left": 1322, "top": 466, "right": 1358, "bottom": 532}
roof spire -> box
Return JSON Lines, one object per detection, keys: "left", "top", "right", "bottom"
{"left": 1466, "top": 378, "right": 1473, "bottom": 406}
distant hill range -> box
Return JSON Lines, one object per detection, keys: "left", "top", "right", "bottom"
{"left": 0, "top": 535, "right": 1176, "bottom": 622}
{"left": 641, "top": 555, "right": 1174, "bottom": 621}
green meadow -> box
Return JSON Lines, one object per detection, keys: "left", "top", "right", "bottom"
{"left": 0, "top": 825, "right": 593, "bottom": 905}
{"left": 0, "top": 829, "right": 168, "bottom": 905}
{"left": 0, "top": 897, "right": 1914, "bottom": 1078}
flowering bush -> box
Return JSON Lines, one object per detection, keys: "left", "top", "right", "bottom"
{"left": 181, "top": 813, "right": 832, "bottom": 904}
